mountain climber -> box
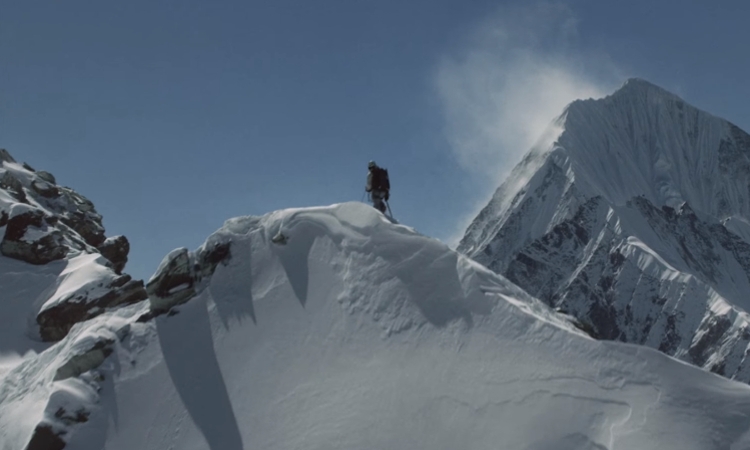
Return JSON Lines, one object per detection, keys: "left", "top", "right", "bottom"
{"left": 365, "top": 160, "right": 390, "bottom": 214}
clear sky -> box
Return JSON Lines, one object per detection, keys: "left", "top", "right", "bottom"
{"left": 2, "top": 0, "right": 750, "bottom": 281}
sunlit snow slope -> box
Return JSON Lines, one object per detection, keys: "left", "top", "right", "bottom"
{"left": 10, "top": 202, "right": 750, "bottom": 450}
{"left": 460, "top": 78, "right": 750, "bottom": 382}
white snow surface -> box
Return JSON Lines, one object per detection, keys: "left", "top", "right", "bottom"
{"left": 462, "top": 78, "right": 750, "bottom": 256}
{"left": 0, "top": 248, "right": 124, "bottom": 444}
{"left": 39, "top": 253, "right": 120, "bottom": 313}
{"left": 5, "top": 202, "right": 750, "bottom": 449}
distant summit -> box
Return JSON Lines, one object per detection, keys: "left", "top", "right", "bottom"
{"left": 614, "top": 77, "right": 684, "bottom": 98}
{"left": 460, "top": 79, "right": 750, "bottom": 383}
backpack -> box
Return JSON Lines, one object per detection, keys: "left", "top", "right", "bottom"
{"left": 372, "top": 167, "right": 390, "bottom": 191}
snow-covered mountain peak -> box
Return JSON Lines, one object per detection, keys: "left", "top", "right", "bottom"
{"left": 460, "top": 79, "right": 750, "bottom": 387}
{"left": 613, "top": 77, "right": 683, "bottom": 100}
{"left": 563, "top": 78, "right": 681, "bottom": 119}
{"left": 573, "top": 80, "right": 748, "bottom": 217}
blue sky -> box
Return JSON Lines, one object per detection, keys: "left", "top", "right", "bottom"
{"left": 2, "top": 0, "right": 750, "bottom": 280}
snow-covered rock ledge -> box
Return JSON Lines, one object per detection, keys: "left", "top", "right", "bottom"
{"left": 0, "top": 149, "right": 148, "bottom": 343}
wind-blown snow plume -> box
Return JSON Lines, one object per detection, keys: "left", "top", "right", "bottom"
{"left": 436, "top": 1, "right": 619, "bottom": 182}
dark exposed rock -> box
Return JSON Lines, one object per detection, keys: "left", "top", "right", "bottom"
{"left": 98, "top": 235, "right": 130, "bottom": 274}
{"left": 147, "top": 248, "right": 195, "bottom": 312}
{"left": 202, "top": 241, "right": 231, "bottom": 268}
{"left": 587, "top": 298, "right": 620, "bottom": 341}
{"left": 54, "top": 339, "right": 114, "bottom": 381}
{"left": 1, "top": 234, "right": 68, "bottom": 265}
{"left": 470, "top": 191, "right": 750, "bottom": 381}
{"left": 34, "top": 186, "right": 108, "bottom": 248}
{"left": 689, "top": 314, "right": 733, "bottom": 367}
{"left": 1, "top": 209, "right": 68, "bottom": 265}
{"left": 658, "top": 314, "right": 682, "bottom": 354}
{"left": 570, "top": 318, "right": 600, "bottom": 339}
{"left": 24, "top": 425, "right": 66, "bottom": 450}
{"left": 3, "top": 208, "right": 44, "bottom": 241}
{"left": 0, "top": 210, "right": 7, "bottom": 227}
{"left": 631, "top": 198, "right": 724, "bottom": 283}
{"left": 54, "top": 407, "right": 90, "bottom": 425}
{"left": 0, "top": 171, "right": 28, "bottom": 203}
{"left": 147, "top": 242, "right": 231, "bottom": 314}
{"left": 609, "top": 250, "right": 626, "bottom": 268}
{"left": 0, "top": 148, "right": 16, "bottom": 163}
{"left": 37, "top": 170, "right": 56, "bottom": 185}
{"left": 60, "top": 211, "right": 105, "bottom": 248}
{"left": 23, "top": 162, "right": 36, "bottom": 171}
{"left": 31, "top": 179, "right": 60, "bottom": 198}
{"left": 37, "top": 278, "right": 148, "bottom": 341}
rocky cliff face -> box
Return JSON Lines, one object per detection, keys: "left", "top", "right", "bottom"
{"left": 0, "top": 149, "right": 151, "bottom": 449}
{"left": 0, "top": 149, "right": 234, "bottom": 450}
{"left": 459, "top": 79, "right": 750, "bottom": 382}
{"left": 0, "top": 149, "right": 147, "bottom": 342}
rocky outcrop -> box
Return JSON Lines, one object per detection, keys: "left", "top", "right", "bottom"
{"left": 146, "top": 242, "right": 231, "bottom": 314}
{"left": 500, "top": 195, "right": 750, "bottom": 377}
{"left": 1, "top": 171, "right": 28, "bottom": 203}
{"left": 25, "top": 425, "right": 66, "bottom": 450}
{"left": 37, "top": 170, "right": 56, "bottom": 185}
{"left": 1, "top": 207, "right": 68, "bottom": 265}
{"left": 0, "top": 148, "right": 16, "bottom": 163}
{"left": 37, "top": 274, "right": 147, "bottom": 341}
{"left": 60, "top": 199, "right": 101, "bottom": 244}
{"left": 31, "top": 178, "right": 60, "bottom": 198}
{"left": 1, "top": 148, "right": 146, "bottom": 342}
{"left": 147, "top": 248, "right": 194, "bottom": 312}
{"left": 54, "top": 339, "right": 115, "bottom": 381}
{"left": 0, "top": 152, "right": 106, "bottom": 251}
{"left": 97, "top": 235, "right": 130, "bottom": 274}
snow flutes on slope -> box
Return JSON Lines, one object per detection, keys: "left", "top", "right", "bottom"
{"left": 459, "top": 78, "right": 750, "bottom": 382}
{"left": 6, "top": 202, "right": 750, "bottom": 449}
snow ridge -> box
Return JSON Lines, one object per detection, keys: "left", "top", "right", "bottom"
{"left": 5, "top": 202, "right": 750, "bottom": 449}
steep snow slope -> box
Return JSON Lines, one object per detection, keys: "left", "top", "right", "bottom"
{"left": 459, "top": 79, "right": 750, "bottom": 382}
{"left": 7, "top": 202, "right": 750, "bottom": 450}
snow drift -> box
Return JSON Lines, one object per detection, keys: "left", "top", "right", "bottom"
{"left": 5, "top": 202, "right": 750, "bottom": 449}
